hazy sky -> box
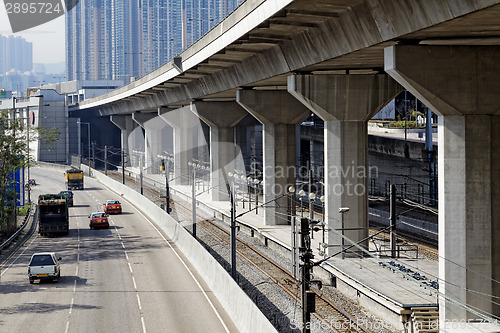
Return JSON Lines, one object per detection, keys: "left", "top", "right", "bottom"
{"left": 0, "top": 0, "right": 65, "bottom": 64}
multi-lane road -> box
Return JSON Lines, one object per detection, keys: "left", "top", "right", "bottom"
{"left": 0, "top": 167, "right": 238, "bottom": 332}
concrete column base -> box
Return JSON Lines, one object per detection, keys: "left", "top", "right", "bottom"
{"left": 210, "top": 127, "right": 235, "bottom": 201}
{"left": 438, "top": 115, "right": 500, "bottom": 322}
{"left": 324, "top": 120, "right": 369, "bottom": 256}
{"left": 263, "top": 123, "right": 297, "bottom": 225}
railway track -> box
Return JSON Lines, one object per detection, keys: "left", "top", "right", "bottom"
{"left": 105, "top": 170, "right": 435, "bottom": 332}
{"left": 165, "top": 190, "right": 373, "bottom": 333}
{"left": 198, "top": 218, "right": 371, "bottom": 332}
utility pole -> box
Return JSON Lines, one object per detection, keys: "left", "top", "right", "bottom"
{"left": 300, "top": 218, "right": 315, "bottom": 333}
{"left": 230, "top": 183, "right": 237, "bottom": 280}
{"left": 92, "top": 142, "right": 95, "bottom": 169}
{"left": 104, "top": 145, "right": 108, "bottom": 175}
{"left": 26, "top": 108, "right": 30, "bottom": 203}
{"left": 12, "top": 98, "right": 17, "bottom": 226}
{"left": 292, "top": 216, "right": 299, "bottom": 278}
{"left": 390, "top": 184, "right": 397, "bottom": 258}
{"left": 255, "top": 180, "right": 259, "bottom": 214}
{"left": 165, "top": 160, "right": 171, "bottom": 214}
{"left": 122, "top": 149, "right": 125, "bottom": 184}
{"left": 339, "top": 207, "right": 350, "bottom": 259}
{"left": 192, "top": 166, "right": 196, "bottom": 238}
{"left": 140, "top": 161, "right": 143, "bottom": 195}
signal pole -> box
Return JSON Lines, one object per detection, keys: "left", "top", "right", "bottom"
{"left": 300, "top": 218, "right": 315, "bottom": 333}
{"left": 390, "top": 184, "right": 397, "bottom": 258}
{"left": 230, "top": 183, "right": 237, "bottom": 280}
{"left": 122, "top": 149, "right": 125, "bottom": 184}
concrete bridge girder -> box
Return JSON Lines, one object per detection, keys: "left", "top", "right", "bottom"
{"left": 237, "top": 90, "right": 310, "bottom": 226}
{"left": 158, "top": 107, "right": 207, "bottom": 186}
{"left": 110, "top": 114, "right": 140, "bottom": 167}
{"left": 132, "top": 112, "right": 171, "bottom": 174}
{"left": 288, "top": 74, "right": 402, "bottom": 256}
{"left": 385, "top": 45, "right": 500, "bottom": 323}
{"left": 191, "top": 101, "right": 248, "bottom": 201}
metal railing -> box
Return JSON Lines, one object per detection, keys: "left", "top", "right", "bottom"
{"left": 0, "top": 204, "right": 38, "bottom": 253}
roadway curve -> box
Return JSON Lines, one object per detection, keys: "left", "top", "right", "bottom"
{"left": 0, "top": 167, "right": 237, "bottom": 333}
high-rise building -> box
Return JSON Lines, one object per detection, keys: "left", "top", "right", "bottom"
{"left": 66, "top": 0, "right": 243, "bottom": 83}
{"left": 0, "top": 35, "right": 33, "bottom": 75}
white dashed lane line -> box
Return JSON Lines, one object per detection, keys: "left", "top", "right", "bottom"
{"left": 65, "top": 219, "right": 80, "bottom": 333}
{"left": 112, "top": 225, "right": 146, "bottom": 333}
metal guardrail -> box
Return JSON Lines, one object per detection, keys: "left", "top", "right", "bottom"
{"left": 0, "top": 204, "right": 37, "bottom": 252}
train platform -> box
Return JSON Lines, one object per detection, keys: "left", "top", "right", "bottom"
{"left": 132, "top": 170, "right": 439, "bottom": 331}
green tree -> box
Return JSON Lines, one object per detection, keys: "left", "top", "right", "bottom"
{"left": 0, "top": 110, "right": 27, "bottom": 233}
{"left": 0, "top": 110, "right": 60, "bottom": 235}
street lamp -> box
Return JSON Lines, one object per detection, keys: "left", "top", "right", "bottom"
{"left": 298, "top": 189, "right": 306, "bottom": 217}
{"left": 339, "top": 207, "right": 350, "bottom": 259}
{"left": 308, "top": 192, "right": 316, "bottom": 239}
{"left": 288, "top": 186, "right": 300, "bottom": 278}
{"left": 253, "top": 178, "right": 260, "bottom": 214}
{"left": 319, "top": 196, "right": 325, "bottom": 253}
{"left": 308, "top": 192, "right": 316, "bottom": 221}
{"left": 189, "top": 161, "right": 197, "bottom": 238}
{"left": 77, "top": 121, "right": 91, "bottom": 175}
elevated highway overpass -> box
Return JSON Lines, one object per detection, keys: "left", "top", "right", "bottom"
{"left": 70, "top": 0, "right": 500, "bottom": 328}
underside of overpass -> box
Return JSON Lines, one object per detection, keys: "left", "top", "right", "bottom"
{"left": 69, "top": 0, "right": 500, "bottom": 329}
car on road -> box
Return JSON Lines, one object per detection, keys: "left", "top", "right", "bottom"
{"left": 89, "top": 212, "right": 109, "bottom": 229}
{"left": 103, "top": 199, "right": 122, "bottom": 214}
{"left": 28, "top": 252, "right": 61, "bottom": 284}
{"left": 59, "top": 190, "right": 74, "bottom": 207}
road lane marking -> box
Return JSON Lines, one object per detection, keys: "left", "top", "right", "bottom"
{"left": 136, "top": 294, "right": 142, "bottom": 310}
{"left": 0, "top": 232, "right": 38, "bottom": 277}
{"left": 66, "top": 209, "right": 81, "bottom": 333}
{"left": 132, "top": 208, "right": 230, "bottom": 333}
{"left": 69, "top": 297, "right": 75, "bottom": 314}
{"left": 113, "top": 226, "right": 146, "bottom": 332}
{"left": 132, "top": 276, "right": 137, "bottom": 289}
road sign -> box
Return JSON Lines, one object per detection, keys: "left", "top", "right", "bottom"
{"left": 7, "top": 167, "right": 25, "bottom": 207}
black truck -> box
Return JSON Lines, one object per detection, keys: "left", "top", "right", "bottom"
{"left": 38, "top": 194, "right": 69, "bottom": 236}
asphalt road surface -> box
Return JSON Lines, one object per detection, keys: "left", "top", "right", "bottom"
{"left": 0, "top": 167, "right": 238, "bottom": 333}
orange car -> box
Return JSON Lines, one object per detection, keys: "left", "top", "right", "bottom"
{"left": 103, "top": 200, "right": 122, "bottom": 214}
{"left": 89, "top": 212, "right": 109, "bottom": 229}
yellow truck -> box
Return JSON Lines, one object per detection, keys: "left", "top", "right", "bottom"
{"left": 65, "top": 169, "right": 84, "bottom": 190}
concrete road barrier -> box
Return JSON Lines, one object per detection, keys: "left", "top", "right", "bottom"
{"left": 91, "top": 168, "right": 277, "bottom": 333}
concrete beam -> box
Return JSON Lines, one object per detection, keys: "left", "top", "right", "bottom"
{"left": 385, "top": 45, "right": 500, "bottom": 117}
{"left": 288, "top": 74, "right": 401, "bottom": 256}
{"left": 132, "top": 112, "right": 170, "bottom": 174}
{"left": 237, "top": 90, "right": 310, "bottom": 225}
{"left": 191, "top": 101, "right": 248, "bottom": 201}
{"left": 385, "top": 45, "right": 500, "bottom": 323}
{"left": 110, "top": 115, "right": 139, "bottom": 167}
{"left": 159, "top": 107, "right": 203, "bottom": 185}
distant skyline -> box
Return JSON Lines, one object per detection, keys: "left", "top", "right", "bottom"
{"left": 0, "top": 0, "right": 65, "bottom": 64}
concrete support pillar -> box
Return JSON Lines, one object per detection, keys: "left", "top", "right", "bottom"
{"left": 288, "top": 74, "right": 401, "bottom": 255}
{"left": 385, "top": 45, "right": 500, "bottom": 325}
{"left": 132, "top": 112, "right": 167, "bottom": 174}
{"left": 110, "top": 115, "right": 138, "bottom": 167}
{"left": 159, "top": 107, "right": 201, "bottom": 185}
{"left": 191, "top": 101, "right": 247, "bottom": 201}
{"left": 237, "top": 90, "right": 310, "bottom": 225}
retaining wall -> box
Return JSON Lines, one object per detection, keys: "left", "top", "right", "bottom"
{"left": 89, "top": 166, "right": 277, "bottom": 333}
